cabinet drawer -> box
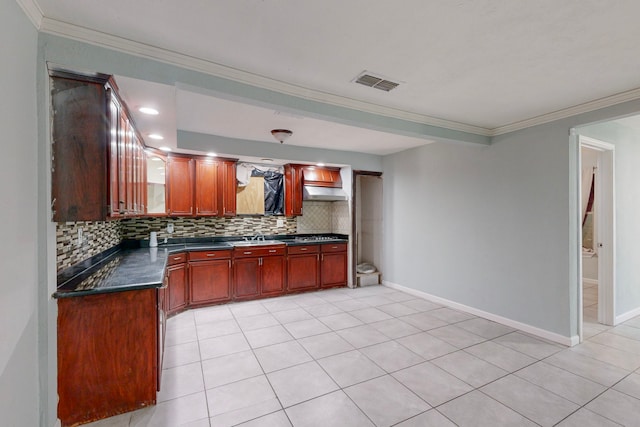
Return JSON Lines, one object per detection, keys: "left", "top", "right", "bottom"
{"left": 288, "top": 245, "right": 320, "bottom": 255}
{"left": 234, "top": 245, "right": 286, "bottom": 258}
{"left": 167, "top": 252, "right": 187, "bottom": 266}
{"left": 321, "top": 243, "right": 347, "bottom": 253}
{"left": 189, "top": 250, "right": 232, "bottom": 261}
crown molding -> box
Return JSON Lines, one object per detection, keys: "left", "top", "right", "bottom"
{"left": 16, "top": 0, "right": 43, "bottom": 29}
{"left": 490, "top": 87, "right": 640, "bottom": 136}
{"left": 39, "top": 18, "right": 491, "bottom": 137}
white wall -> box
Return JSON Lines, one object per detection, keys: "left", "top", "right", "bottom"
{"left": 0, "top": 0, "right": 39, "bottom": 425}
{"left": 383, "top": 101, "right": 640, "bottom": 340}
{"left": 579, "top": 121, "right": 640, "bottom": 318}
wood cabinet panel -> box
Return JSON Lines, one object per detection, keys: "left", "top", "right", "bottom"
{"left": 321, "top": 243, "right": 348, "bottom": 253}
{"left": 261, "top": 255, "right": 286, "bottom": 295}
{"left": 302, "top": 166, "right": 342, "bottom": 188}
{"left": 189, "top": 259, "right": 232, "bottom": 304}
{"left": 284, "top": 164, "right": 303, "bottom": 217}
{"left": 167, "top": 253, "right": 187, "bottom": 266}
{"left": 234, "top": 258, "right": 260, "bottom": 299}
{"left": 57, "top": 288, "right": 158, "bottom": 427}
{"left": 51, "top": 76, "right": 109, "bottom": 221}
{"left": 167, "top": 263, "right": 188, "bottom": 314}
{"left": 321, "top": 251, "right": 348, "bottom": 288}
{"left": 188, "top": 250, "right": 232, "bottom": 261}
{"left": 220, "top": 160, "right": 237, "bottom": 217}
{"left": 287, "top": 245, "right": 319, "bottom": 255}
{"left": 167, "top": 156, "right": 194, "bottom": 216}
{"left": 195, "top": 159, "right": 219, "bottom": 216}
{"left": 288, "top": 253, "right": 320, "bottom": 291}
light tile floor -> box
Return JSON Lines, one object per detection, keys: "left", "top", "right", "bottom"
{"left": 84, "top": 285, "right": 640, "bottom": 426}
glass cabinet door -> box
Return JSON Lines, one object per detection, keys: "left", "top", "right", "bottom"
{"left": 147, "top": 155, "right": 167, "bottom": 214}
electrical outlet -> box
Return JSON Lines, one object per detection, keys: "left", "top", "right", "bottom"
{"left": 166, "top": 222, "right": 174, "bottom": 234}
{"left": 277, "top": 219, "right": 284, "bottom": 227}
{"left": 77, "top": 227, "right": 83, "bottom": 247}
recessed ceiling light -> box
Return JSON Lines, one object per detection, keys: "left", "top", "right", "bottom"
{"left": 207, "top": 152, "right": 217, "bottom": 157}
{"left": 316, "top": 162, "right": 325, "bottom": 167}
{"left": 148, "top": 134, "right": 164, "bottom": 140}
{"left": 139, "top": 107, "right": 159, "bottom": 115}
{"left": 159, "top": 146, "right": 172, "bottom": 152}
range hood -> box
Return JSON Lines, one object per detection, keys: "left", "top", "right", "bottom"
{"left": 303, "top": 185, "right": 348, "bottom": 201}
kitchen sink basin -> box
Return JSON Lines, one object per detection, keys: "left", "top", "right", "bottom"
{"left": 230, "top": 240, "right": 286, "bottom": 247}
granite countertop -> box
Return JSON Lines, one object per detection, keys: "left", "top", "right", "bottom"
{"left": 54, "top": 235, "right": 348, "bottom": 299}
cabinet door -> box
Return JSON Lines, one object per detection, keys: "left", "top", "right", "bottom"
{"left": 288, "top": 254, "right": 320, "bottom": 291}
{"left": 167, "top": 156, "right": 194, "bottom": 216}
{"left": 166, "top": 263, "right": 187, "bottom": 314}
{"left": 189, "top": 259, "right": 232, "bottom": 304}
{"left": 220, "top": 160, "right": 237, "bottom": 217}
{"left": 51, "top": 77, "right": 109, "bottom": 221}
{"left": 195, "top": 159, "right": 219, "bottom": 216}
{"left": 321, "top": 252, "right": 347, "bottom": 288}
{"left": 261, "top": 256, "right": 286, "bottom": 295}
{"left": 234, "top": 258, "right": 260, "bottom": 299}
{"left": 284, "top": 164, "right": 303, "bottom": 216}
{"left": 108, "top": 92, "right": 121, "bottom": 217}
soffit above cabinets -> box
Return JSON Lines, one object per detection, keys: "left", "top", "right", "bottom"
{"left": 34, "top": 0, "right": 640, "bottom": 144}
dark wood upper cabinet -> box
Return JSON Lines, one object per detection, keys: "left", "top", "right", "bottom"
{"left": 220, "top": 160, "right": 237, "bottom": 217}
{"left": 51, "top": 73, "right": 147, "bottom": 221}
{"left": 51, "top": 76, "right": 109, "bottom": 221}
{"left": 302, "top": 166, "right": 342, "bottom": 188}
{"left": 167, "top": 156, "right": 194, "bottom": 216}
{"left": 195, "top": 158, "right": 219, "bottom": 216}
{"left": 284, "top": 164, "right": 304, "bottom": 217}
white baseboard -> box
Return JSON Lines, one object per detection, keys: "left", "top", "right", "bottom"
{"left": 383, "top": 280, "right": 578, "bottom": 347}
{"left": 615, "top": 306, "right": 640, "bottom": 325}
{"left": 582, "top": 278, "right": 598, "bottom": 286}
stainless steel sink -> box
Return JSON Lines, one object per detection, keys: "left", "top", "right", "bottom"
{"left": 229, "top": 240, "right": 285, "bottom": 247}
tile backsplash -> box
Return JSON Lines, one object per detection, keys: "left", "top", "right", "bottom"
{"left": 56, "top": 221, "right": 122, "bottom": 271}
{"left": 297, "top": 201, "right": 351, "bottom": 235}
{"left": 120, "top": 216, "right": 298, "bottom": 240}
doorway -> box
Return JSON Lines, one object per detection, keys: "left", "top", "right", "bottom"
{"left": 352, "top": 172, "right": 383, "bottom": 287}
{"left": 578, "top": 135, "right": 615, "bottom": 341}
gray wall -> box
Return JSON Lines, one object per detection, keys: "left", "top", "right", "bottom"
{"left": 579, "top": 121, "right": 640, "bottom": 316}
{"left": 383, "top": 101, "right": 640, "bottom": 339}
{"left": 0, "top": 0, "right": 39, "bottom": 426}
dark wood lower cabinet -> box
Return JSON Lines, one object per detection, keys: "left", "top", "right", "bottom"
{"left": 287, "top": 253, "right": 320, "bottom": 291}
{"left": 261, "top": 255, "right": 286, "bottom": 295}
{"left": 189, "top": 258, "right": 232, "bottom": 305}
{"left": 234, "top": 257, "right": 261, "bottom": 299}
{"left": 321, "top": 244, "right": 348, "bottom": 288}
{"left": 57, "top": 288, "right": 158, "bottom": 427}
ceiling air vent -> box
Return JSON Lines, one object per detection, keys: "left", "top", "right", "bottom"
{"left": 353, "top": 71, "right": 400, "bottom": 92}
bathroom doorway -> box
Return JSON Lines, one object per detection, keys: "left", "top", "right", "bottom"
{"left": 578, "top": 136, "right": 615, "bottom": 341}
{"left": 352, "top": 172, "right": 383, "bottom": 287}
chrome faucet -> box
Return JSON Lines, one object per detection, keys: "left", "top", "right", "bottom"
{"left": 252, "top": 234, "right": 266, "bottom": 241}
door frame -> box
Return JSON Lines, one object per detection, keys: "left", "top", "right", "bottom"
{"left": 578, "top": 135, "right": 616, "bottom": 340}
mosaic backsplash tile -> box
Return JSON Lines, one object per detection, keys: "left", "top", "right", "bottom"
{"left": 56, "top": 221, "right": 122, "bottom": 272}
{"left": 120, "top": 216, "right": 298, "bottom": 240}
{"left": 332, "top": 201, "right": 351, "bottom": 234}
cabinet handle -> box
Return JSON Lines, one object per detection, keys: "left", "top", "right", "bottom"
{"left": 300, "top": 248, "right": 308, "bottom": 251}
{"left": 173, "top": 257, "right": 181, "bottom": 261}
{"left": 228, "top": 260, "right": 231, "bottom": 268}
{"left": 331, "top": 246, "right": 338, "bottom": 249}
{"left": 259, "top": 258, "right": 262, "bottom": 266}
{"left": 244, "top": 251, "right": 252, "bottom": 255}
{"left": 321, "top": 254, "right": 324, "bottom": 261}
{"left": 269, "top": 250, "right": 277, "bottom": 253}
{"left": 206, "top": 253, "right": 216, "bottom": 257}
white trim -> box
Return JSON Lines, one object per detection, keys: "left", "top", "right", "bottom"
{"left": 383, "top": 280, "right": 577, "bottom": 347}
{"left": 16, "top": 0, "right": 43, "bottom": 29}
{"left": 615, "top": 306, "right": 640, "bottom": 325}
{"left": 582, "top": 278, "right": 598, "bottom": 286}
{"left": 492, "top": 88, "right": 640, "bottom": 136}
{"left": 38, "top": 18, "right": 490, "bottom": 138}
{"left": 37, "top": 18, "right": 640, "bottom": 140}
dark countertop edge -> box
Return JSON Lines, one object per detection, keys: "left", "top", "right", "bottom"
{"left": 54, "top": 233, "right": 349, "bottom": 299}
{"left": 53, "top": 281, "right": 164, "bottom": 299}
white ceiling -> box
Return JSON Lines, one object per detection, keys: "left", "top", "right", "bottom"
{"left": 32, "top": 0, "right": 640, "bottom": 154}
